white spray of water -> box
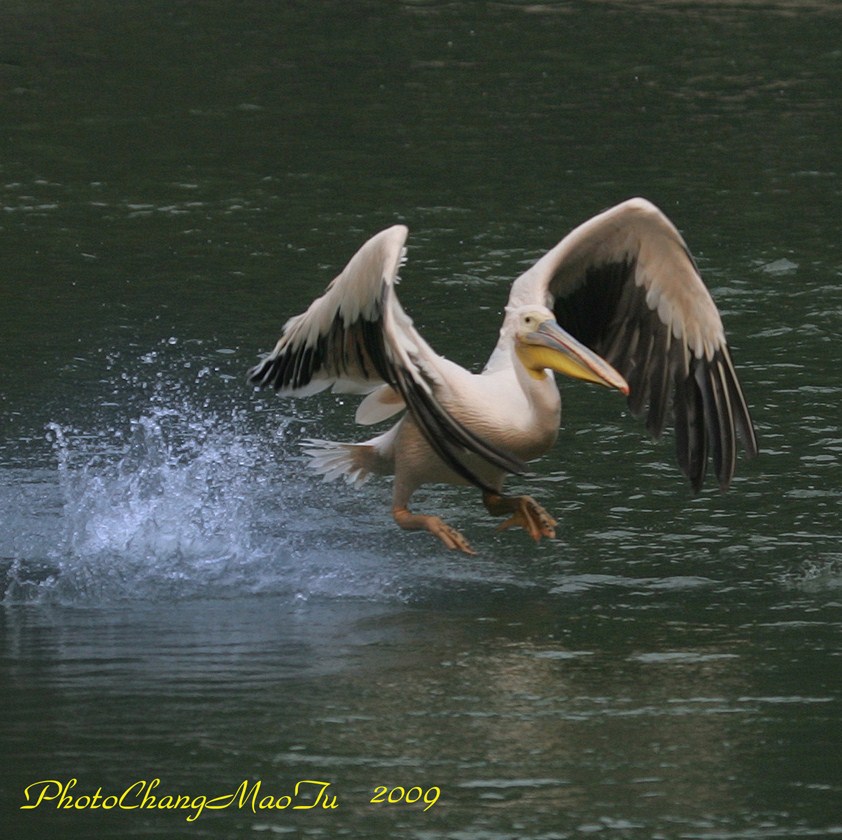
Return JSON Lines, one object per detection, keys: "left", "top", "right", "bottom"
{"left": 2, "top": 346, "right": 406, "bottom": 605}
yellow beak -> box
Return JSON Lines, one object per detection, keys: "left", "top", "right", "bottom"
{"left": 519, "top": 319, "right": 629, "bottom": 395}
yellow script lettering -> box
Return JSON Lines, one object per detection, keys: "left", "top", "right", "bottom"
{"left": 139, "top": 778, "right": 162, "bottom": 809}
{"left": 20, "top": 779, "right": 76, "bottom": 810}
{"left": 293, "top": 780, "right": 338, "bottom": 810}
{"left": 118, "top": 779, "right": 146, "bottom": 810}
{"left": 184, "top": 795, "right": 208, "bottom": 823}
{"left": 234, "top": 779, "right": 263, "bottom": 814}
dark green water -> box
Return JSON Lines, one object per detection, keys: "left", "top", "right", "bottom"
{"left": 2, "top": 1, "right": 841, "bottom": 837}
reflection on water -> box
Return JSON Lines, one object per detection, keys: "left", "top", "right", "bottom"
{"left": 4, "top": 579, "right": 840, "bottom": 838}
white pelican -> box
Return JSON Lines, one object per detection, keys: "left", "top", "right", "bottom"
{"left": 249, "top": 198, "right": 758, "bottom": 554}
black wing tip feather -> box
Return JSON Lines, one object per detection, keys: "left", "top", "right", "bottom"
{"left": 247, "top": 354, "right": 279, "bottom": 389}
{"left": 247, "top": 342, "right": 321, "bottom": 393}
{"left": 673, "top": 347, "right": 758, "bottom": 494}
{"left": 720, "top": 345, "right": 759, "bottom": 461}
{"left": 247, "top": 349, "right": 299, "bottom": 392}
{"left": 674, "top": 369, "right": 708, "bottom": 493}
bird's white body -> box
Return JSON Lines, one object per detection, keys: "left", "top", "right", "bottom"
{"left": 313, "top": 335, "right": 563, "bottom": 506}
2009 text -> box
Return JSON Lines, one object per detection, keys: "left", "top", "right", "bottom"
{"left": 370, "top": 785, "right": 441, "bottom": 811}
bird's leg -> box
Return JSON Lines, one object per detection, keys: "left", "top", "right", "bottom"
{"left": 392, "top": 506, "right": 476, "bottom": 555}
{"left": 482, "top": 492, "right": 557, "bottom": 542}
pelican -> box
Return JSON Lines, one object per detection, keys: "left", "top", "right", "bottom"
{"left": 249, "top": 198, "right": 758, "bottom": 554}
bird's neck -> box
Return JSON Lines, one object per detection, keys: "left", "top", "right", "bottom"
{"left": 511, "top": 344, "right": 561, "bottom": 413}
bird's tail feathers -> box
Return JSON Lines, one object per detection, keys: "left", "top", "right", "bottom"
{"left": 302, "top": 438, "right": 377, "bottom": 487}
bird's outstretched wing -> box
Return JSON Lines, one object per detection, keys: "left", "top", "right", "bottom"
{"left": 248, "top": 225, "right": 526, "bottom": 490}
{"left": 507, "top": 198, "right": 758, "bottom": 490}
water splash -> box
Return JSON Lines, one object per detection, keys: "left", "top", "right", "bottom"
{"left": 781, "top": 557, "right": 842, "bottom": 593}
{"left": 51, "top": 411, "right": 269, "bottom": 599}
{"left": 1, "top": 344, "right": 402, "bottom": 605}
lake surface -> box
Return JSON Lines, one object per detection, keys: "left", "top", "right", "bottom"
{"left": 2, "top": 1, "right": 841, "bottom": 837}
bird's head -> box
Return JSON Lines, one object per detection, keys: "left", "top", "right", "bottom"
{"left": 509, "top": 305, "right": 629, "bottom": 394}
